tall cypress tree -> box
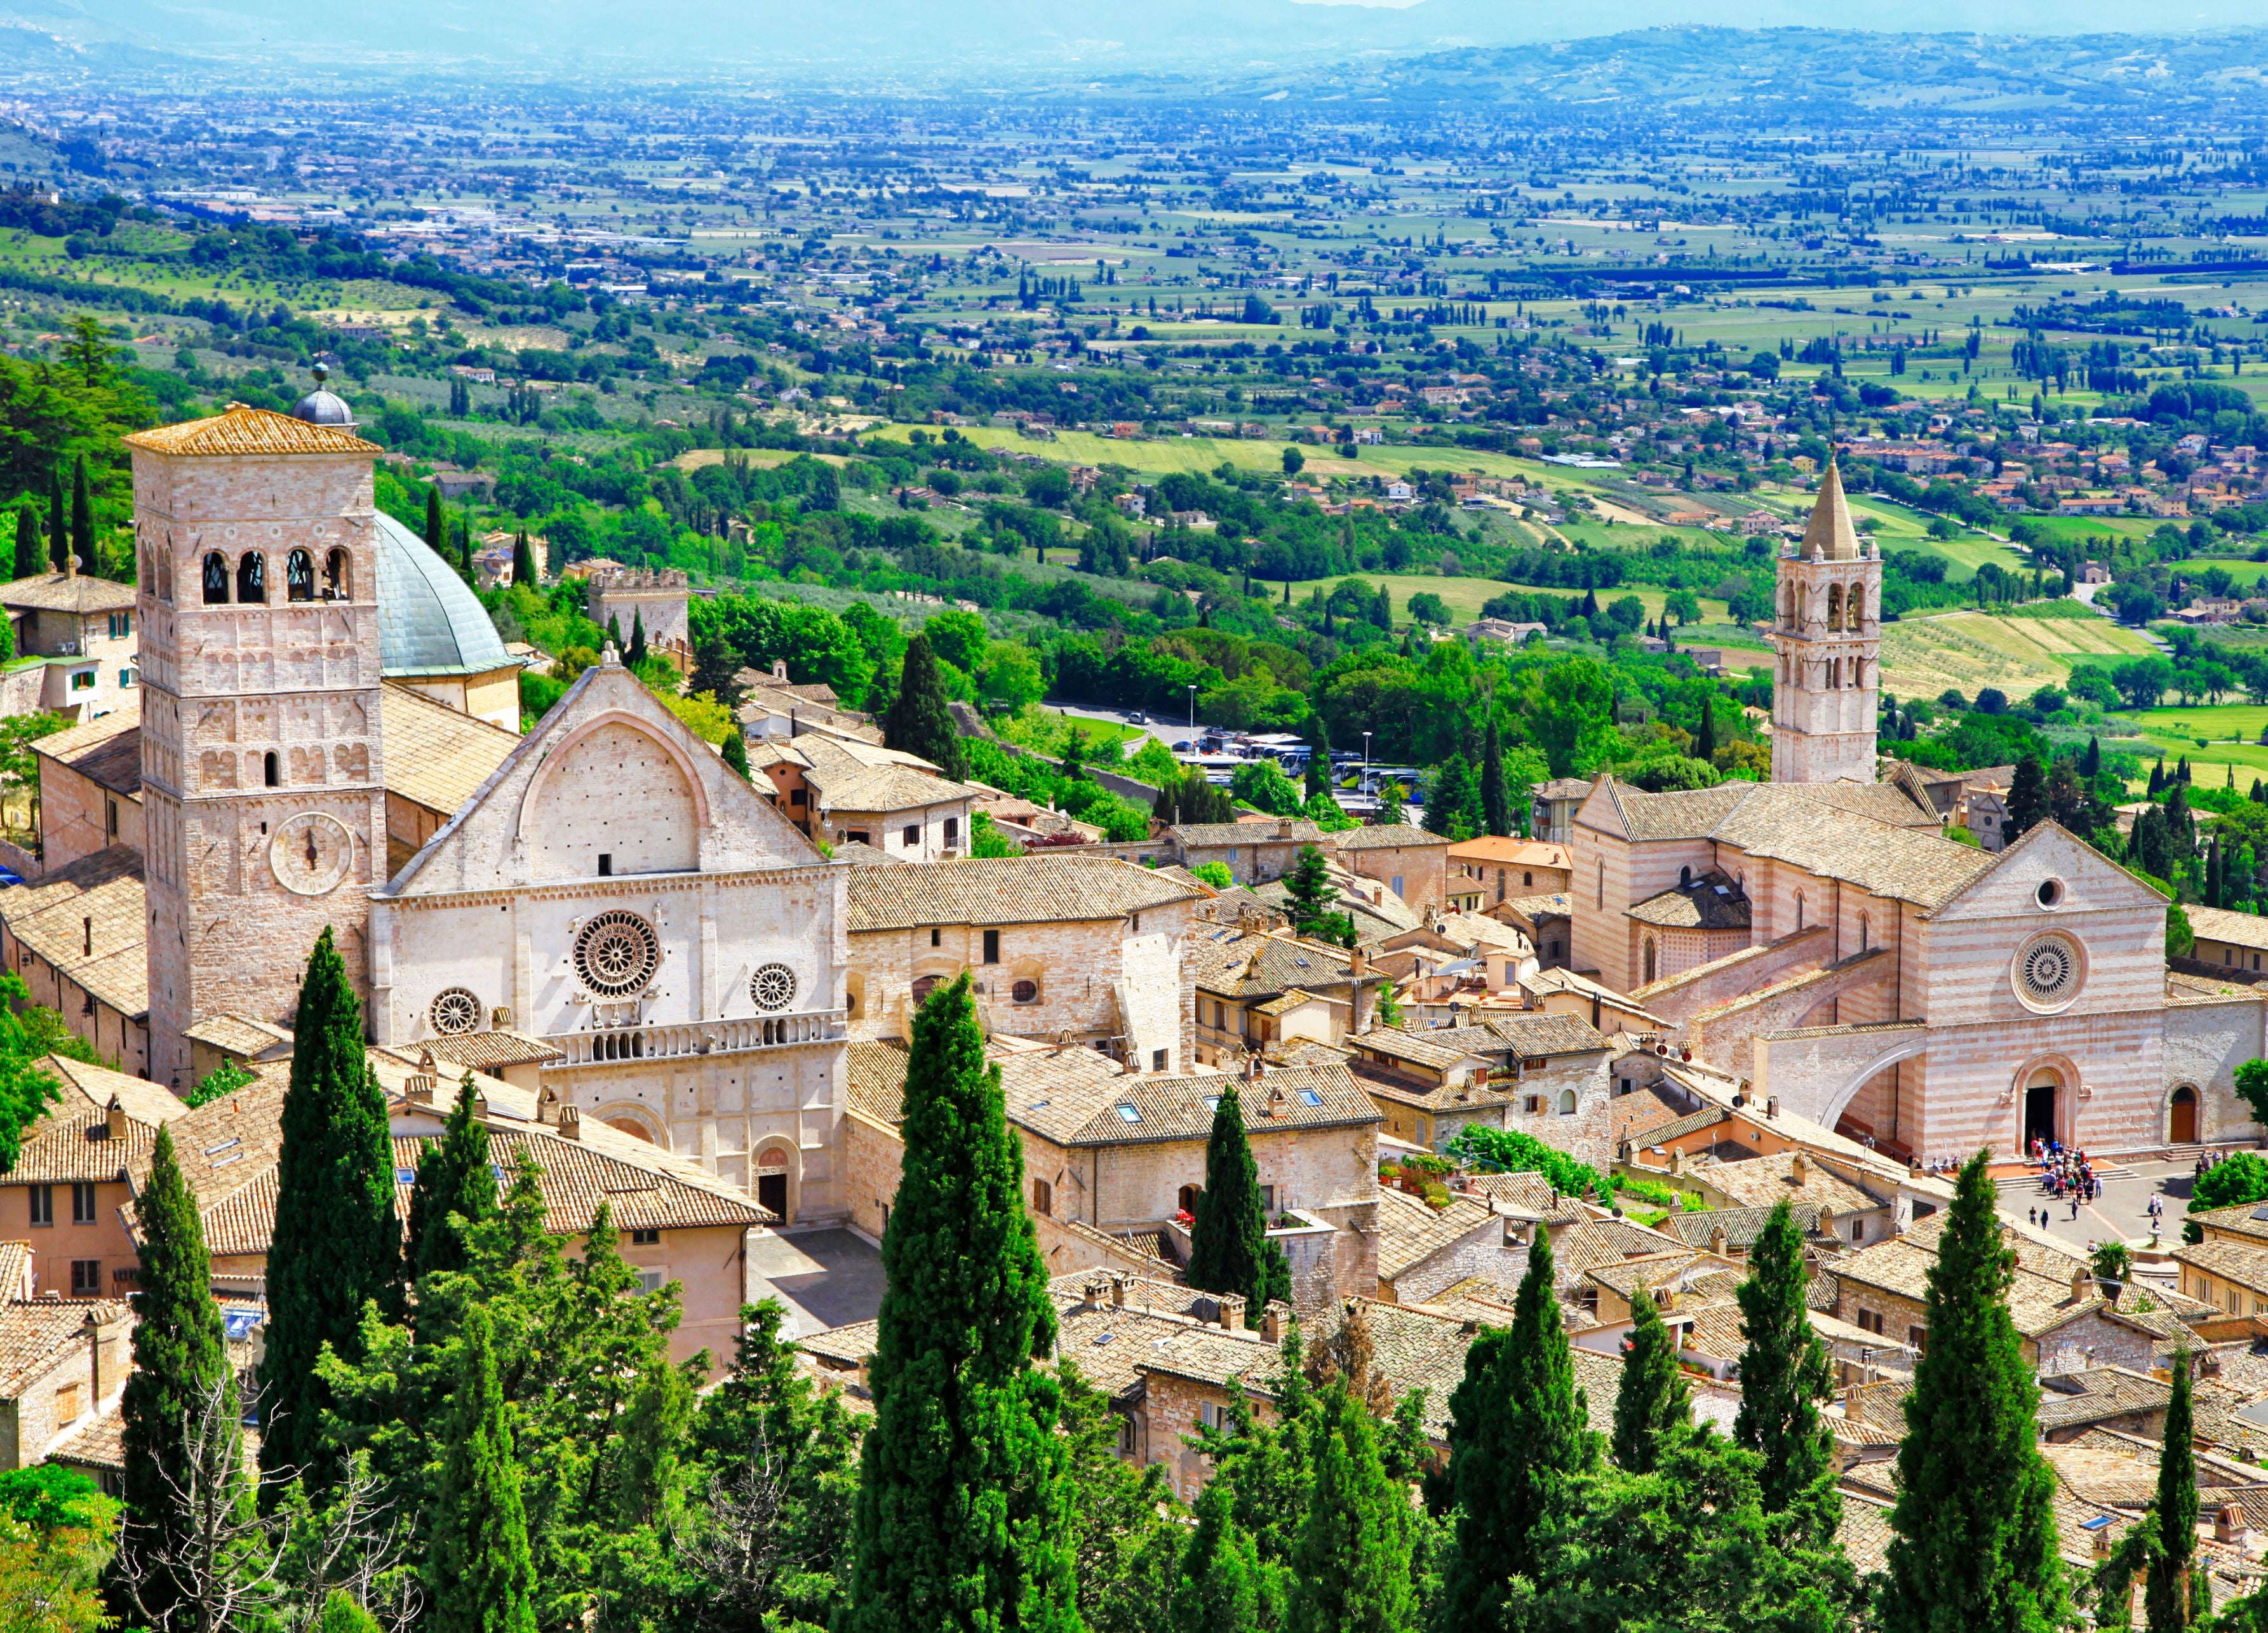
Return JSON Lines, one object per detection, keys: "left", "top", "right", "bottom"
{"left": 46, "top": 463, "right": 66, "bottom": 570}
{"left": 1734, "top": 1199, "right": 1837, "bottom": 1542}
{"left": 1611, "top": 1284, "right": 1690, "bottom": 1475}
{"left": 1185, "top": 1084, "right": 1291, "bottom": 1326}
{"left": 627, "top": 607, "right": 648, "bottom": 667}
{"left": 12, "top": 504, "right": 39, "bottom": 579}
{"left": 721, "top": 730, "right": 751, "bottom": 781}
{"left": 1437, "top": 1228, "right": 1592, "bottom": 1624}
{"left": 880, "top": 633, "right": 966, "bottom": 781}
{"left": 1480, "top": 722, "right": 1511, "bottom": 838}
{"left": 2081, "top": 736, "right": 2102, "bottom": 779}
{"left": 1172, "top": 1479, "right": 1261, "bottom": 1633}
{"left": 428, "top": 1303, "right": 538, "bottom": 1633}
{"left": 1374, "top": 584, "right": 1392, "bottom": 629}
{"left": 259, "top": 927, "right": 401, "bottom": 1492}
{"left": 405, "top": 1074, "right": 497, "bottom": 1287}
{"left": 424, "top": 485, "right": 447, "bottom": 558}
{"left": 512, "top": 528, "right": 537, "bottom": 587}
{"left": 1290, "top": 1380, "right": 1415, "bottom": 1633}
{"left": 1306, "top": 717, "right": 1332, "bottom": 802}
{"left": 1881, "top": 1152, "right": 2070, "bottom": 1633}
{"left": 1696, "top": 694, "right": 1718, "bottom": 764}
{"left": 1425, "top": 754, "right": 1481, "bottom": 841}
{"left": 2144, "top": 1354, "right": 2201, "bottom": 1632}
{"left": 69, "top": 454, "right": 94, "bottom": 574}
{"left": 118, "top": 1126, "right": 240, "bottom": 1631}
{"left": 848, "top": 971, "right": 1077, "bottom": 1632}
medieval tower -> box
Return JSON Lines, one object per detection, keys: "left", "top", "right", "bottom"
{"left": 1770, "top": 461, "right": 1881, "bottom": 785}
{"left": 126, "top": 390, "right": 387, "bottom": 1087}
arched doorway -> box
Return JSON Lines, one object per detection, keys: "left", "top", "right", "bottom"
{"left": 2023, "top": 1068, "right": 2061, "bottom": 1150}
{"left": 755, "top": 1145, "right": 794, "bottom": 1223}
{"left": 2171, "top": 1085, "right": 2199, "bottom": 1146}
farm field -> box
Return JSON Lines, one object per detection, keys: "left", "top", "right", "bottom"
{"left": 2100, "top": 702, "right": 2268, "bottom": 790}
{"left": 1877, "top": 607, "right": 2157, "bottom": 699}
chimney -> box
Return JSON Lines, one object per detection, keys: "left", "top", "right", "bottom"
{"left": 1082, "top": 1276, "right": 1109, "bottom": 1308}
{"left": 558, "top": 1104, "right": 583, "bottom": 1141}
{"left": 1276, "top": 818, "right": 1295, "bottom": 840}
{"left": 1350, "top": 946, "right": 1369, "bottom": 978}
{"left": 1267, "top": 1086, "right": 1286, "bottom": 1119}
{"left": 1817, "top": 1205, "right": 1836, "bottom": 1241}
{"left": 538, "top": 1086, "right": 558, "bottom": 1125}
{"left": 1668, "top": 1148, "right": 1686, "bottom": 1178}
{"left": 84, "top": 1309, "right": 104, "bottom": 1401}
{"left": 1110, "top": 1273, "right": 1128, "bottom": 1309}
{"left": 1842, "top": 1382, "right": 1864, "bottom": 1425}
{"left": 1659, "top": 1286, "right": 1679, "bottom": 1313}
{"left": 1261, "top": 1301, "right": 1285, "bottom": 1344}
{"left": 1790, "top": 1150, "right": 1810, "bottom": 1186}
{"left": 1216, "top": 1294, "right": 1245, "bottom": 1331}
{"left": 105, "top": 1094, "right": 125, "bottom": 1142}
{"left": 405, "top": 1075, "right": 435, "bottom": 1105}
{"left": 772, "top": 657, "right": 788, "bottom": 683}
{"left": 1766, "top": 1095, "right": 1780, "bottom": 1119}
{"left": 1710, "top": 1224, "right": 1729, "bottom": 1258}
{"left": 2072, "top": 1266, "right": 2095, "bottom": 1302}
{"left": 2218, "top": 1504, "right": 2250, "bottom": 1545}
{"left": 856, "top": 1354, "right": 872, "bottom": 1396}
{"left": 81, "top": 915, "right": 91, "bottom": 957}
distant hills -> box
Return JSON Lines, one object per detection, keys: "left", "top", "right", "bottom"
{"left": 3, "top": 0, "right": 2268, "bottom": 95}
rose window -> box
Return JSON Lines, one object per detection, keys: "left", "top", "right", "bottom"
{"left": 429, "top": 988, "right": 482, "bottom": 1036}
{"left": 749, "top": 962, "right": 797, "bottom": 1012}
{"left": 2015, "top": 933, "right": 2083, "bottom": 1010}
{"left": 575, "top": 911, "right": 660, "bottom": 998}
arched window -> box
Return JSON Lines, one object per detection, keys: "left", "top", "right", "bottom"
{"left": 236, "top": 552, "right": 265, "bottom": 604}
{"left": 324, "top": 547, "right": 351, "bottom": 599}
{"left": 158, "top": 556, "right": 173, "bottom": 604}
{"left": 1679, "top": 864, "right": 1692, "bottom": 887}
{"left": 1596, "top": 860, "right": 1605, "bottom": 910}
{"left": 202, "top": 552, "right": 230, "bottom": 605}
{"left": 262, "top": 751, "right": 280, "bottom": 788}
{"left": 1178, "top": 1183, "right": 1200, "bottom": 1217}
{"left": 285, "top": 549, "right": 314, "bottom": 602}
{"left": 1557, "top": 1089, "right": 1578, "bottom": 1116}
{"left": 1827, "top": 584, "right": 1844, "bottom": 631}
{"left": 1850, "top": 582, "right": 1867, "bottom": 625}
{"left": 1780, "top": 584, "right": 1795, "bottom": 628}
{"left": 1858, "top": 913, "right": 1870, "bottom": 952}
{"left": 1794, "top": 890, "right": 1806, "bottom": 931}
{"left": 1642, "top": 937, "right": 1657, "bottom": 985}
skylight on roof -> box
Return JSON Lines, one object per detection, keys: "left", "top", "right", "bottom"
{"left": 394, "top": 1167, "right": 418, "bottom": 1185}
{"left": 1298, "top": 1089, "right": 1322, "bottom": 1107}
{"left": 1204, "top": 1098, "right": 1220, "bottom": 1113}
{"left": 1116, "top": 1104, "right": 1141, "bottom": 1122}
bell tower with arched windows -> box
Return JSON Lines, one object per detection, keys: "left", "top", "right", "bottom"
{"left": 125, "top": 400, "right": 387, "bottom": 1087}
{"left": 1770, "top": 460, "right": 1881, "bottom": 784}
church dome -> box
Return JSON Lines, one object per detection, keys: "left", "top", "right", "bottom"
{"left": 290, "top": 363, "right": 356, "bottom": 427}
{"left": 373, "top": 511, "right": 516, "bottom": 676}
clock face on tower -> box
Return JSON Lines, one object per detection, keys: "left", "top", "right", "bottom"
{"left": 269, "top": 812, "right": 356, "bottom": 896}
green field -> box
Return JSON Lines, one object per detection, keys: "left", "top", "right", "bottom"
{"left": 2104, "top": 704, "right": 2268, "bottom": 789}
{"left": 1877, "top": 608, "right": 2157, "bottom": 699}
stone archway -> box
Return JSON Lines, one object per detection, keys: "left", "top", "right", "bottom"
{"left": 2170, "top": 1085, "right": 2200, "bottom": 1146}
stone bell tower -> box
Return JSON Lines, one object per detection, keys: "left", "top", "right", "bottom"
{"left": 1770, "top": 460, "right": 1881, "bottom": 785}
{"left": 126, "top": 389, "right": 386, "bottom": 1088}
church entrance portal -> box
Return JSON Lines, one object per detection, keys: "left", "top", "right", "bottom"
{"left": 2023, "top": 1077, "right": 2059, "bottom": 1150}
{"left": 757, "top": 1169, "right": 788, "bottom": 1221}
{"left": 2171, "top": 1087, "right": 2199, "bottom": 1146}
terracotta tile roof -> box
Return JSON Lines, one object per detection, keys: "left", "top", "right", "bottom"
{"left": 2177, "top": 1237, "right": 2268, "bottom": 1295}
{"left": 1447, "top": 837, "right": 1570, "bottom": 868}
{"left": 0, "top": 1296, "right": 127, "bottom": 1395}
{"left": 1336, "top": 823, "right": 1449, "bottom": 852}
{"left": 399, "top": 1129, "right": 774, "bottom": 1232}
{"left": 1838, "top": 1490, "right": 1898, "bottom": 1576}
{"left": 32, "top": 702, "right": 143, "bottom": 796}
{"left": 1014, "top": 1065, "right": 1380, "bottom": 1150}
{"left": 2034, "top": 1366, "right": 2173, "bottom": 1432}
{"left": 845, "top": 1039, "right": 913, "bottom": 1125}
{"left": 0, "top": 844, "right": 150, "bottom": 1016}
{"left": 845, "top": 855, "right": 1204, "bottom": 932}
{"left": 1482, "top": 1012, "right": 1611, "bottom": 1058}
{"left": 124, "top": 405, "right": 380, "bottom": 458}
{"left": 1454, "top": 1171, "right": 1586, "bottom": 1223}
{"left": 1627, "top": 879, "right": 1752, "bottom": 931}
{"left": 41, "top": 1055, "right": 189, "bottom": 1127}
{"left": 7, "top": 1112, "right": 157, "bottom": 1185}
{"left": 47, "top": 1398, "right": 124, "bottom": 1472}
{"left": 1612, "top": 1082, "right": 1708, "bottom": 1147}
{"left": 1551, "top": 1219, "right": 1692, "bottom": 1288}
{"left": 1672, "top": 1300, "right": 1751, "bottom": 1361}
{"left": 1693, "top": 1152, "right": 1884, "bottom": 1216}
{"left": 1172, "top": 821, "right": 1322, "bottom": 848}
{"left": 0, "top": 1242, "right": 28, "bottom": 1301}
{"left": 1351, "top": 1026, "right": 1482, "bottom": 1072}
{"left": 1376, "top": 1188, "right": 1500, "bottom": 1282}
{"left": 377, "top": 682, "right": 521, "bottom": 817}
{"left": 2187, "top": 906, "right": 2268, "bottom": 955}
{"left": 180, "top": 1014, "right": 295, "bottom": 1062}
{"left": 1188, "top": 925, "right": 1369, "bottom": 1000}
{"left": 377, "top": 1031, "right": 564, "bottom": 1074}
{"left": 0, "top": 568, "right": 137, "bottom": 617}
{"left": 813, "top": 760, "right": 983, "bottom": 816}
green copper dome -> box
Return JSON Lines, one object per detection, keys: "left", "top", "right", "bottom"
{"left": 374, "top": 511, "right": 516, "bottom": 678}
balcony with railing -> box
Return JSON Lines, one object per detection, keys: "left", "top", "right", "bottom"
{"left": 547, "top": 1009, "right": 847, "bottom": 1066}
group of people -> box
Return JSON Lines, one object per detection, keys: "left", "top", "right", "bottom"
{"left": 2030, "top": 1137, "right": 2100, "bottom": 1221}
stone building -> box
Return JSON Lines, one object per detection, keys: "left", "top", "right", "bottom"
{"left": 0, "top": 564, "right": 140, "bottom": 723}
{"left": 1770, "top": 461, "right": 1882, "bottom": 786}
{"left": 1334, "top": 823, "right": 1451, "bottom": 915}
{"left": 586, "top": 567, "right": 692, "bottom": 675}
{"left": 31, "top": 708, "right": 142, "bottom": 871}
{"left": 1187, "top": 924, "right": 1386, "bottom": 1066}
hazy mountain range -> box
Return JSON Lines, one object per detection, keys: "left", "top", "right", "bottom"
{"left": 3, "top": 0, "right": 2267, "bottom": 84}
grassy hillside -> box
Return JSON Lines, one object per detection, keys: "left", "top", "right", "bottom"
{"left": 1877, "top": 607, "right": 2156, "bottom": 699}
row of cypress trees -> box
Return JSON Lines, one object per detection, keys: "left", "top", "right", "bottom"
{"left": 10, "top": 455, "right": 98, "bottom": 579}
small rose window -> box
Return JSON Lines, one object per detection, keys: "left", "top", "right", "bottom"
{"left": 429, "top": 988, "right": 481, "bottom": 1036}
{"left": 1011, "top": 979, "right": 1039, "bottom": 1004}
{"left": 750, "top": 962, "right": 796, "bottom": 1012}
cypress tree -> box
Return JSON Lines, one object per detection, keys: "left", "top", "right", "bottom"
{"left": 1306, "top": 717, "right": 1332, "bottom": 802}
{"left": 1611, "top": 1284, "right": 1690, "bottom": 1475}
{"left": 12, "top": 504, "right": 38, "bottom": 579}
{"left": 1438, "top": 1228, "right": 1592, "bottom": 1623}
{"left": 2004, "top": 755, "right": 2048, "bottom": 842}
{"left": 1480, "top": 722, "right": 1512, "bottom": 837}
{"left": 848, "top": 971, "right": 1077, "bottom": 1632}
{"left": 1425, "top": 754, "right": 1480, "bottom": 841}
{"left": 2150, "top": 759, "right": 2166, "bottom": 796}
{"left": 1171, "top": 1479, "right": 1261, "bottom": 1633}
{"left": 1283, "top": 844, "right": 1340, "bottom": 940}
{"left": 428, "top": 1303, "right": 539, "bottom": 1633}
{"left": 1186, "top": 1084, "right": 1291, "bottom": 1326}
{"left": 46, "top": 463, "right": 65, "bottom": 570}
{"left": 2143, "top": 1354, "right": 2201, "bottom": 1632}
{"left": 69, "top": 454, "right": 93, "bottom": 573}
{"left": 1880, "top": 1152, "right": 2070, "bottom": 1633}
{"left": 627, "top": 607, "right": 648, "bottom": 667}
{"left": 404, "top": 1074, "right": 497, "bottom": 1287}
{"left": 118, "top": 1125, "right": 240, "bottom": 1631}
{"left": 606, "top": 612, "right": 624, "bottom": 651}
{"left": 1734, "top": 1199, "right": 1837, "bottom": 1541}
{"left": 424, "top": 484, "right": 447, "bottom": 557}
{"left": 1374, "top": 584, "right": 1392, "bottom": 629}
{"left": 1696, "top": 694, "right": 1717, "bottom": 763}
{"left": 512, "top": 528, "right": 537, "bottom": 587}
{"left": 1290, "top": 1380, "right": 1416, "bottom": 1633}
{"left": 2178, "top": 755, "right": 2192, "bottom": 784}
{"left": 259, "top": 926, "right": 401, "bottom": 1493}
{"left": 2080, "top": 736, "right": 2100, "bottom": 778}
{"left": 880, "top": 633, "right": 966, "bottom": 781}
{"left": 721, "top": 730, "right": 751, "bottom": 781}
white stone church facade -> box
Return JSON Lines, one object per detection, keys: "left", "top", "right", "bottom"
{"left": 1570, "top": 464, "right": 2267, "bottom": 1163}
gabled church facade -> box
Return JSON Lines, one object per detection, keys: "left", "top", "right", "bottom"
{"left": 1569, "top": 465, "right": 2268, "bottom": 1164}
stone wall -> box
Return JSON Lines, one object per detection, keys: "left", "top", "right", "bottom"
{"left": 1383, "top": 1215, "right": 1528, "bottom": 1305}
{"left": 37, "top": 757, "right": 140, "bottom": 873}
{"left": 2163, "top": 994, "right": 2268, "bottom": 1148}
{"left": 1637, "top": 925, "right": 1832, "bottom": 1028}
